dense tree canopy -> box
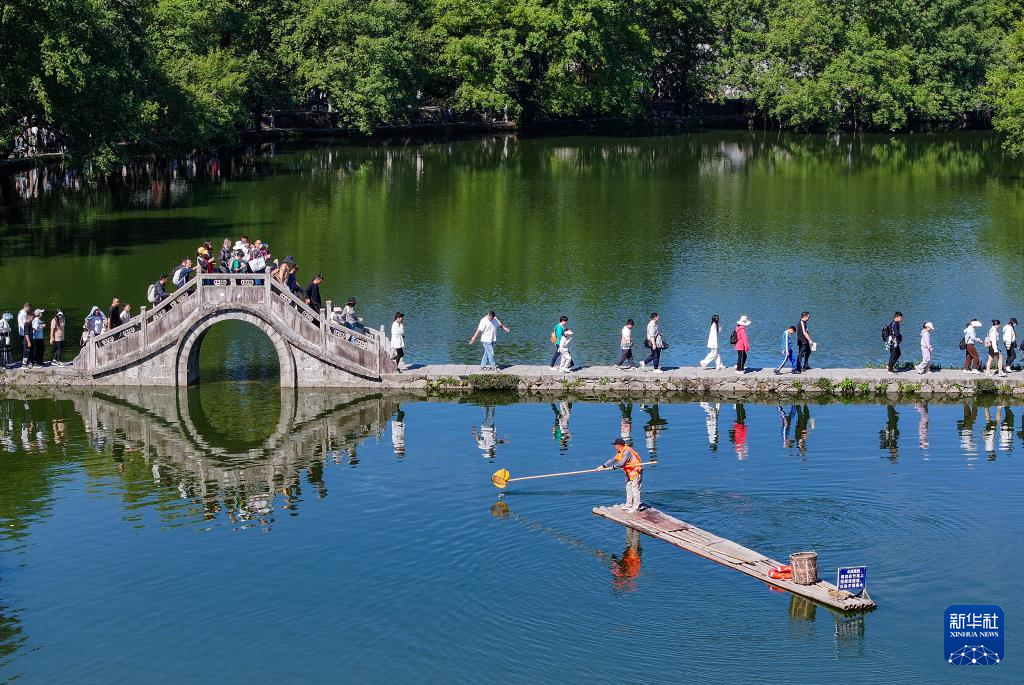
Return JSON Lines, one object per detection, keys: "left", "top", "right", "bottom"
{"left": 2, "top": 0, "right": 1024, "bottom": 163}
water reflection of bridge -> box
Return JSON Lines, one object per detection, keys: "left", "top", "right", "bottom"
{"left": 10, "top": 387, "right": 401, "bottom": 524}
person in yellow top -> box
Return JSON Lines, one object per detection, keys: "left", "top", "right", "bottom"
{"left": 598, "top": 438, "right": 643, "bottom": 512}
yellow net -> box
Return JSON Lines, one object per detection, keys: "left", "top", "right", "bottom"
{"left": 491, "top": 469, "right": 510, "bottom": 488}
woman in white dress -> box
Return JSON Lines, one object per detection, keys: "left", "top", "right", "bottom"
{"left": 390, "top": 312, "right": 405, "bottom": 371}
{"left": 698, "top": 314, "right": 723, "bottom": 369}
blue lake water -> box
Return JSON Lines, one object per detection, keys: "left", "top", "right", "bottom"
{"left": 1, "top": 390, "right": 1021, "bottom": 683}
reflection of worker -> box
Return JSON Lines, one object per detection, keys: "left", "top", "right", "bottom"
{"left": 598, "top": 438, "right": 643, "bottom": 512}
{"left": 611, "top": 528, "right": 643, "bottom": 592}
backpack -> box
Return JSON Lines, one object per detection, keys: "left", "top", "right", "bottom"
{"left": 146, "top": 283, "right": 157, "bottom": 304}
{"left": 881, "top": 324, "right": 892, "bottom": 342}
{"left": 728, "top": 328, "right": 739, "bottom": 345}
{"left": 958, "top": 336, "right": 967, "bottom": 351}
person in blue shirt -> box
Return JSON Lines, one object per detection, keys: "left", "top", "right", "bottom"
{"left": 775, "top": 325, "right": 797, "bottom": 373}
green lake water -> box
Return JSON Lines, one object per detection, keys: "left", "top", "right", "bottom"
{"left": 1, "top": 132, "right": 1023, "bottom": 682}
{"left": 0, "top": 131, "right": 1022, "bottom": 368}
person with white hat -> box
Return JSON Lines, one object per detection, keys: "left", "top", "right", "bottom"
{"left": 31, "top": 308, "right": 46, "bottom": 366}
{"left": 733, "top": 315, "right": 751, "bottom": 374}
{"left": 50, "top": 310, "right": 66, "bottom": 366}
{"left": 963, "top": 319, "right": 983, "bottom": 373}
{"left": 916, "top": 322, "right": 934, "bottom": 374}
{"left": 557, "top": 328, "right": 574, "bottom": 373}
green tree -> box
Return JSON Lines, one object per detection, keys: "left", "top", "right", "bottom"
{"left": 990, "top": 20, "right": 1024, "bottom": 155}
{"left": 279, "top": 0, "right": 428, "bottom": 132}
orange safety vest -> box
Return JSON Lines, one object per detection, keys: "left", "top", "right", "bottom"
{"left": 615, "top": 445, "right": 642, "bottom": 481}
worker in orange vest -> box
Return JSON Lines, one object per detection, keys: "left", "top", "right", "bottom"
{"left": 598, "top": 437, "right": 643, "bottom": 512}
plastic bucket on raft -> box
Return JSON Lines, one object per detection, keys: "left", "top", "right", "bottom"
{"left": 789, "top": 551, "right": 818, "bottom": 585}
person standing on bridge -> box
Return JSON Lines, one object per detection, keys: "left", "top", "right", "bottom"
{"left": 218, "top": 238, "right": 233, "bottom": 272}
{"left": 17, "top": 303, "right": 30, "bottom": 367}
{"left": 173, "top": 257, "right": 194, "bottom": 289}
{"left": 391, "top": 312, "right": 405, "bottom": 370}
{"left": 106, "top": 298, "right": 122, "bottom": 331}
{"left": 342, "top": 298, "right": 365, "bottom": 334}
{"left": 306, "top": 274, "right": 323, "bottom": 312}
{"left": 49, "top": 310, "right": 65, "bottom": 366}
{"left": 598, "top": 438, "right": 643, "bottom": 513}
{"left": 21, "top": 311, "right": 34, "bottom": 368}
{"left": 31, "top": 309, "right": 45, "bottom": 367}
{"left": 470, "top": 310, "right": 509, "bottom": 371}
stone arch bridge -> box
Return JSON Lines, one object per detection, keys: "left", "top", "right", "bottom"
{"left": 77, "top": 273, "right": 397, "bottom": 387}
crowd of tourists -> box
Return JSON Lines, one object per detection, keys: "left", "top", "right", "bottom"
{"left": 469, "top": 309, "right": 1024, "bottom": 377}
{"left": 0, "top": 304, "right": 67, "bottom": 368}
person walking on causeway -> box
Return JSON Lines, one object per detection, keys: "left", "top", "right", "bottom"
{"left": 733, "top": 315, "right": 751, "bottom": 374}
{"left": 598, "top": 438, "right": 643, "bottom": 513}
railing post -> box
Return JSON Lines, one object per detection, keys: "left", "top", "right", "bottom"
{"left": 196, "top": 272, "right": 203, "bottom": 307}
{"left": 378, "top": 325, "right": 386, "bottom": 376}
{"left": 88, "top": 331, "right": 96, "bottom": 369}
{"left": 264, "top": 275, "right": 272, "bottom": 307}
{"left": 140, "top": 306, "right": 148, "bottom": 351}
{"left": 320, "top": 308, "right": 328, "bottom": 351}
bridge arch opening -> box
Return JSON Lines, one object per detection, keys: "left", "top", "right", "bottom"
{"left": 177, "top": 311, "right": 297, "bottom": 388}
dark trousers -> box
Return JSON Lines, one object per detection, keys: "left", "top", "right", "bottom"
{"left": 643, "top": 347, "right": 660, "bottom": 369}
{"left": 1007, "top": 345, "right": 1017, "bottom": 370}
{"left": 53, "top": 340, "right": 64, "bottom": 363}
{"left": 736, "top": 349, "right": 748, "bottom": 371}
{"left": 796, "top": 343, "right": 811, "bottom": 371}
{"left": 887, "top": 344, "right": 901, "bottom": 371}
{"left": 22, "top": 337, "right": 32, "bottom": 364}
{"left": 964, "top": 344, "right": 981, "bottom": 370}
{"left": 33, "top": 339, "right": 43, "bottom": 365}
{"left": 617, "top": 346, "right": 635, "bottom": 367}
{"left": 550, "top": 344, "right": 560, "bottom": 367}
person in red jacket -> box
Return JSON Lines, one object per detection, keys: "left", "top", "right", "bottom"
{"left": 734, "top": 315, "right": 751, "bottom": 374}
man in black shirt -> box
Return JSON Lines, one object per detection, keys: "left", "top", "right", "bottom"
{"left": 107, "top": 297, "right": 121, "bottom": 331}
{"left": 306, "top": 274, "right": 323, "bottom": 312}
{"left": 795, "top": 311, "right": 814, "bottom": 373}
{"left": 887, "top": 311, "right": 904, "bottom": 373}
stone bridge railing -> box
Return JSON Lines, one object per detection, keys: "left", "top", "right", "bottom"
{"left": 78, "top": 273, "right": 396, "bottom": 384}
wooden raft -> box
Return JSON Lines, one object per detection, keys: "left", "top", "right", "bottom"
{"left": 593, "top": 506, "right": 876, "bottom": 612}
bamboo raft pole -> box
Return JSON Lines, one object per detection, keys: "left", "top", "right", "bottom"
{"left": 592, "top": 506, "right": 876, "bottom": 612}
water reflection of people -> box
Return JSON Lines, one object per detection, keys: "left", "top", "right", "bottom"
{"left": 982, "top": 406, "right": 1001, "bottom": 460}
{"left": 778, "top": 405, "right": 795, "bottom": 448}
{"left": 701, "top": 402, "right": 721, "bottom": 451}
{"left": 729, "top": 403, "right": 748, "bottom": 460}
{"left": 551, "top": 401, "right": 572, "bottom": 452}
{"left": 879, "top": 405, "right": 899, "bottom": 461}
{"left": 957, "top": 404, "right": 978, "bottom": 455}
{"left": 618, "top": 402, "right": 633, "bottom": 444}
{"left": 794, "top": 404, "right": 811, "bottom": 455}
{"left": 392, "top": 409, "right": 406, "bottom": 456}
{"left": 472, "top": 405, "right": 507, "bottom": 458}
{"left": 1000, "top": 406, "right": 1014, "bottom": 453}
{"left": 611, "top": 528, "right": 643, "bottom": 592}
{"left": 915, "top": 403, "right": 929, "bottom": 451}
{"left": 641, "top": 404, "right": 667, "bottom": 457}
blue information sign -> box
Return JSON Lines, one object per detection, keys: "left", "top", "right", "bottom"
{"left": 836, "top": 566, "right": 867, "bottom": 595}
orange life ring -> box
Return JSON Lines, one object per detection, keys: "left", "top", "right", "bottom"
{"left": 768, "top": 565, "right": 793, "bottom": 580}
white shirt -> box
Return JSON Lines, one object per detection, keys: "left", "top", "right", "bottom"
{"left": 646, "top": 319, "right": 659, "bottom": 343}
{"left": 17, "top": 310, "right": 28, "bottom": 336}
{"left": 706, "top": 323, "right": 718, "bottom": 348}
{"left": 391, "top": 321, "right": 405, "bottom": 348}
{"left": 1003, "top": 324, "right": 1015, "bottom": 346}
{"left": 558, "top": 334, "right": 572, "bottom": 353}
{"left": 620, "top": 325, "right": 632, "bottom": 349}
{"left": 477, "top": 316, "right": 500, "bottom": 344}
{"left": 986, "top": 326, "right": 999, "bottom": 348}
